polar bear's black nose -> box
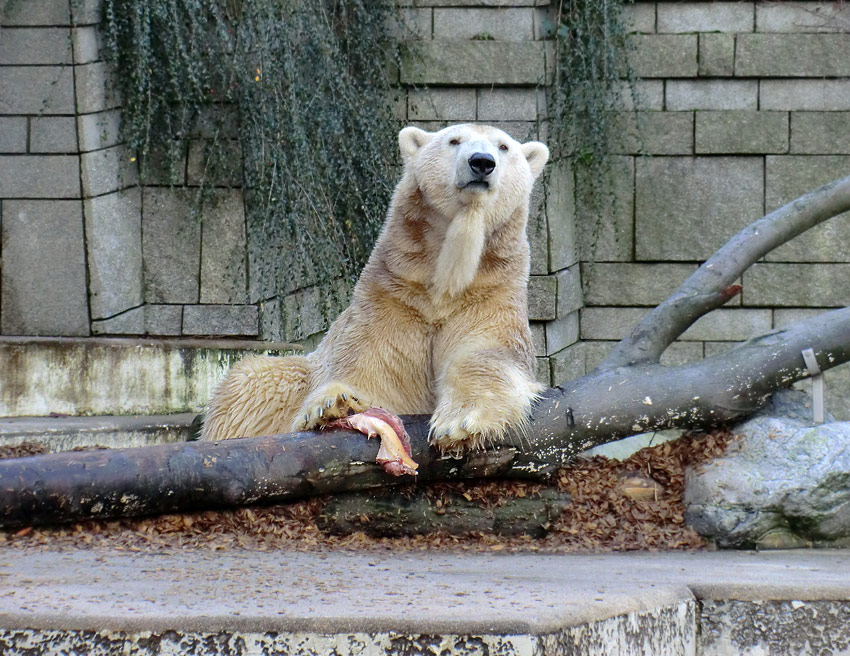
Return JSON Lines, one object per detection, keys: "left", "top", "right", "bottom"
{"left": 469, "top": 153, "right": 496, "bottom": 177}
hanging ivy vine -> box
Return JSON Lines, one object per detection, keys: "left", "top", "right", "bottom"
{"left": 102, "top": 0, "right": 401, "bottom": 335}
{"left": 547, "top": 0, "right": 638, "bottom": 258}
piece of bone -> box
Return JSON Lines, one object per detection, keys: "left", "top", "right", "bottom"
{"left": 326, "top": 408, "right": 419, "bottom": 477}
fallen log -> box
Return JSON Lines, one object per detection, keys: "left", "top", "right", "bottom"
{"left": 318, "top": 486, "right": 571, "bottom": 538}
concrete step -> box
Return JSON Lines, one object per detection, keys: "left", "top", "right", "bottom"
{"left": 0, "top": 336, "right": 297, "bottom": 417}
{"left": 0, "top": 413, "right": 197, "bottom": 452}
{"left": 0, "top": 549, "right": 848, "bottom": 655}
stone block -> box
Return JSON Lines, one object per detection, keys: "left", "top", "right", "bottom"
{"left": 75, "top": 61, "right": 120, "bottom": 114}
{"left": 77, "top": 109, "right": 121, "bottom": 152}
{"left": 580, "top": 307, "right": 647, "bottom": 340}
{"left": 0, "top": 200, "right": 89, "bottom": 336}
{"left": 92, "top": 307, "right": 145, "bottom": 335}
{"left": 612, "top": 80, "right": 664, "bottom": 111}
{"left": 433, "top": 7, "right": 534, "bottom": 40}
{"left": 528, "top": 275, "right": 557, "bottom": 321}
{"left": 765, "top": 155, "right": 850, "bottom": 262}
{"left": 0, "top": 117, "right": 27, "bottom": 153}
{"left": 30, "top": 116, "right": 78, "bottom": 153}
{"left": 388, "top": 8, "right": 432, "bottom": 40}
{"left": 142, "top": 189, "right": 201, "bottom": 304}
{"left": 703, "top": 341, "right": 733, "bottom": 359}
{"left": 81, "top": 145, "right": 139, "bottom": 197}
{"left": 534, "top": 356, "right": 551, "bottom": 386}
{"left": 545, "top": 309, "right": 580, "bottom": 354}
{"left": 657, "top": 2, "right": 754, "bottom": 33}
{"left": 773, "top": 307, "right": 821, "bottom": 329}
{"left": 400, "top": 41, "right": 551, "bottom": 85}
{"left": 698, "top": 33, "right": 735, "bottom": 77}
{"left": 145, "top": 305, "right": 183, "bottom": 336}
{"left": 408, "top": 88, "right": 476, "bottom": 121}
{"left": 200, "top": 191, "right": 248, "bottom": 304}
{"left": 680, "top": 308, "right": 772, "bottom": 341}
{"left": 138, "top": 148, "right": 186, "bottom": 186}
{"left": 628, "top": 34, "right": 697, "bottom": 78}
{"left": 0, "top": 155, "right": 80, "bottom": 198}
{"left": 576, "top": 156, "right": 634, "bottom": 262}
{"left": 530, "top": 321, "right": 546, "bottom": 354}
{"left": 70, "top": 0, "right": 103, "bottom": 26}
{"left": 72, "top": 26, "right": 102, "bottom": 64}
{"left": 478, "top": 88, "right": 542, "bottom": 122}
{"left": 582, "top": 262, "right": 698, "bottom": 306}
{"left": 695, "top": 111, "right": 789, "bottom": 154}
{"left": 744, "top": 263, "right": 850, "bottom": 307}
{"left": 756, "top": 1, "right": 850, "bottom": 33}
{"left": 187, "top": 139, "right": 242, "bottom": 187}
{"left": 791, "top": 112, "right": 850, "bottom": 154}
{"left": 258, "top": 297, "right": 283, "bottom": 342}
{"left": 761, "top": 80, "right": 850, "bottom": 111}
{"left": 534, "top": 6, "right": 557, "bottom": 40}
{"left": 736, "top": 34, "right": 850, "bottom": 77}
{"left": 550, "top": 342, "right": 587, "bottom": 385}
{"left": 85, "top": 188, "right": 143, "bottom": 319}
{"left": 527, "top": 190, "right": 548, "bottom": 275}
{"left": 0, "top": 66, "right": 75, "bottom": 114}
{"left": 544, "top": 158, "right": 577, "bottom": 271}
{"left": 279, "top": 283, "right": 352, "bottom": 341}
{"left": 485, "top": 120, "right": 542, "bottom": 143}
{"left": 556, "top": 264, "right": 582, "bottom": 316}
{"left": 622, "top": 3, "right": 656, "bottom": 33}
{"left": 636, "top": 157, "right": 764, "bottom": 260}
{"left": 609, "top": 111, "right": 693, "bottom": 155}
{"left": 0, "top": 0, "right": 70, "bottom": 25}
{"left": 666, "top": 80, "right": 758, "bottom": 111}
{"left": 0, "top": 27, "right": 72, "bottom": 65}
{"left": 182, "top": 305, "right": 258, "bottom": 337}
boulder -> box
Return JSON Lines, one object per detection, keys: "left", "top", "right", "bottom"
{"left": 684, "top": 389, "right": 850, "bottom": 549}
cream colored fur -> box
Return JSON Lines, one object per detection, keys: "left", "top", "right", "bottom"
{"left": 202, "top": 124, "right": 549, "bottom": 453}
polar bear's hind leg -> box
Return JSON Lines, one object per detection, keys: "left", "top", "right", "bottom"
{"left": 201, "top": 355, "right": 313, "bottom": 441}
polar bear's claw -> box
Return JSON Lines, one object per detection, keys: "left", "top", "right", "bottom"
{"left": 292, "top": 382, "right": 370, "bottom": 432}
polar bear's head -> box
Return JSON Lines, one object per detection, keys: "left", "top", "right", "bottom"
{"left": 398, "top": 124, "right": 549, "bottom": 218}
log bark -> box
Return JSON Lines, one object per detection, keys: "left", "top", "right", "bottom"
{"left": 318, "top": 487, "right": 571, "bottom": 537}
{"left": 0, "top": 174, "right": 849, "bottom": 529}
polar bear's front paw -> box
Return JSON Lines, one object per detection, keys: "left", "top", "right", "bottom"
{"left": 291, "top": 382, "right": 370, "bottom": 432}
{"left": 429, "top": 408, "right": 497, "bottom": 457}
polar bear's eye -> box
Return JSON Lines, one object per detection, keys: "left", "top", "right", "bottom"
{"left": 449, "top": 138, "right": 461, "bottom": 146}
{"left": 499, "top": 144, "right": 509, "bottom": 152}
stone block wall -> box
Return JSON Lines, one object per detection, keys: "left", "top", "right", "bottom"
{"left": 1, "top": 0, "right": 848, "bottom": 415}
{"left": 560, "top": 0, "right": 850, "bottom": 418}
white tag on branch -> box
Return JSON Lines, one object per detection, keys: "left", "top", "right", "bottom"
{"left": 801, "top": 348, "right": 825, "bottom": 424}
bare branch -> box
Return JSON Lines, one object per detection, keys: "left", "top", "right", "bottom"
{"left": 600, "top": 173, "right": 850, "bottom": 370}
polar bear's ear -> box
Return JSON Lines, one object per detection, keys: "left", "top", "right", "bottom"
{"left": 398, "top": 126, "right": 433, "bottom": 163}
{"left": 521, "top": 141, "right": 550, "bottom": 180}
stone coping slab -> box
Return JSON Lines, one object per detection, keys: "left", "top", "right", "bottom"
{"left": 0, "top": 548, "right": 848, "bottom": 636}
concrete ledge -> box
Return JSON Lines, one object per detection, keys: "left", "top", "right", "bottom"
{"left": 0, "top": 550, "right": 847, "bottom": 655}
{"left": 0, "top": 337, "right": 299, "bottom": 417}
{"left": 0, "top": 413, "right": 196, "bottom": 451}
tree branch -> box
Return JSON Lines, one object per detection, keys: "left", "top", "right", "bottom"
{"left": 600, "top": 173, "right": 850, "bottom": 370}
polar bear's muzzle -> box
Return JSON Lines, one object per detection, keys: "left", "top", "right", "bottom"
{"left": 455, "top": 140, "right": 500, "bottom": 192}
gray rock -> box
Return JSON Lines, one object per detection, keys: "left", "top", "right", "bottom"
{"left": 684, "top": 389, "right": 850, "bottom": 549}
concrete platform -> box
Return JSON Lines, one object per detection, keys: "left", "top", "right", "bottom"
{"left": 0, "top": 413, "right": 196, "bottom": 452}
{"left": 1, "top": 548, "right": 848, "bottom": 655}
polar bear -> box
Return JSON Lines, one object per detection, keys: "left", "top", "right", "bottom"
{"left": 201, "top": 123, "right": 549, "bottom": 454}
